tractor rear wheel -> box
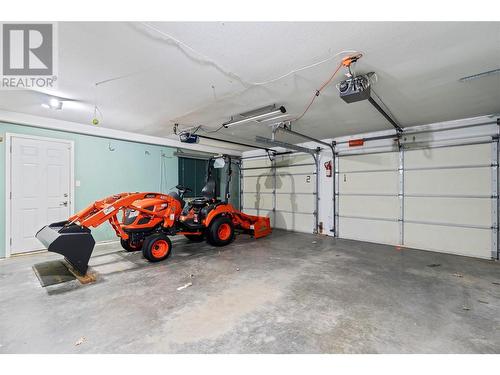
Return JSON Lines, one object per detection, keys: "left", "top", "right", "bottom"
{"left": 184, "top": 234, "right": 205, "bottom": 242}
{"left": 142, "top": 233, "right": 172, "bottom": 262}
{"left": 207, "top": 216, "right": 234, "bottom": 246}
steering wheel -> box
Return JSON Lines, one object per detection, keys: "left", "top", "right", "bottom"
{"left": 176, "top": 184, "right": 192, "bottom": 193}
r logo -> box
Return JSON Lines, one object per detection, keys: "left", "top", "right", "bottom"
{"left": 2, "top": 24, "right": 53, "bottom": 76}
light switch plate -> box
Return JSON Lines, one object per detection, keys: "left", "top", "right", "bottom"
{"left": 75, "top": 180, "right": 81, "bottom": 187}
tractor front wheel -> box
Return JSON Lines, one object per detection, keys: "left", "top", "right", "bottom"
{"left": 207, "top": 216, "right": 234, "bottom": 246}
{"left": 142, "top": 234, "right": 172, "bottom": 262}
{"left": 120, "top": 238, "right": 142, "bottom": 252}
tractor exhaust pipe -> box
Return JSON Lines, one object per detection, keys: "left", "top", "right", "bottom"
{"left": 35, "top": 221, "right": 95, "bottom": 275}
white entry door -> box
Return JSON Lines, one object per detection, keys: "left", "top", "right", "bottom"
{"left": 9, "top": 135, "right": 72, "bottom": 255}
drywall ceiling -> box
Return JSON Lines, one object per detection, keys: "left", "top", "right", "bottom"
{"left": 0, "top": 22, "right": 499, "bottom": 150}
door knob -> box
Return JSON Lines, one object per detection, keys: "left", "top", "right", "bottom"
{"left": 60, "top": 201, "right": 68, "bottom": 207}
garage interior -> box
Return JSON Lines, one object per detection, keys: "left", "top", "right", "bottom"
{"left": 0, "top": 21, "right": 500, "bottom": 354}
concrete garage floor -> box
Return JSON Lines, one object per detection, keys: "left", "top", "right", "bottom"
{"left": 0, "top": 230, "right": 499, "bottom": 353}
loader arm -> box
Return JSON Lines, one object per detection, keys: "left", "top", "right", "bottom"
{"left": 69, "top": 192, "right": 160, "bottom": 229}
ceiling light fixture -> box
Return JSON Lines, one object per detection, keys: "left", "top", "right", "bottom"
{"left": 257, "top": 114, "right": 289, "bottom": 123}
{"left": 223, "top": 105, "right": 286, "bottom": 128}
{"left": 42, "top": 97, "right": 63, "bottom": 110}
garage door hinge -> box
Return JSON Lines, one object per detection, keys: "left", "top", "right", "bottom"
{"left": 10, "top": 238, "right": 12, "bottom": 245}
{"left": 9, "top": 191, "right": 12, "bottom": 199}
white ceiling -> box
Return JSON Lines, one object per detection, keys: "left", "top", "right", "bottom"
{"left": 1, "top": 22, "right": 499, "bottom": 149}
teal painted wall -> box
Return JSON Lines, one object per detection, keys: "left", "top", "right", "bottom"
{"left": 0, "top": 122, "right": 178, "bottom": 258}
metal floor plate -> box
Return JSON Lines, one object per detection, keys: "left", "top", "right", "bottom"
{"left": 33, "top": 260, "right": 76, "bottom": 287}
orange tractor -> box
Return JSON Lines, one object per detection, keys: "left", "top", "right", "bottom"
{"left": 35, "top": 155, "right": 271, "bottom": 274}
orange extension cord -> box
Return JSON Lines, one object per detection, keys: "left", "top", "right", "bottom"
{"left": 292, "top": 53, "right": 363, "bottom": 123}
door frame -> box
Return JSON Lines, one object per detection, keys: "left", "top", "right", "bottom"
{"left": 5, "top": 133, "right": 75, "bottom": 257}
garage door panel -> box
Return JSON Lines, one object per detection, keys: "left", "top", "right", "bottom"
{"left": 335, "top": 141, "right": 495, "bottom": 259}
{"left": 404, "top": 223, "right": 491, "bottom": 259}
{"left": 243, "top": 193, "right": 273, "bottom": 210}
{"left": 243, "top": 175, "right": 274, "bottom": 193}
{"left": 339, "top": 217, "right": 399, "bottom": 245}
{"left": 243, "top": 154, "right": 315, "bottom": 233}
{"left": 276, "top": 165, "right": 316, "bottom": 174}
{"left": 244, "top": 166, "right": 314, "bottom": 177}
{"left": 339, "top": 171, "right": 399, "bottom": 195}
{"left": 274, "top": 154, "right": 312, "bottom": 167}
{"left": 339, "top": 195, "right": 399, "bottom": 219}
{"left": 274, "top": 211, "right": 313, "bottom": 233}
{"left": 405, "top": 143, "right": 491, "bottom": 168}
{"left": 337, "top": 152, "right": 399, "bottom": 245}
{"left": 244, "top": 208, "right": 274, "bottom": 222}
{"left": 276, "top": 174, "right": 315, "bottom": 194}
{"left": 274, "top": 154, "right": 315, "bottom": 231}
{"left": 405, "top": 168, "right": 491, "bottom": 196}
{"left": 339, "top": 152, "right": 399, "bottom": 172}
{"left": 243, "top": 158, "right": 272, "bottom": 169}
{"left": 243, "top": 168, "right": 273, "bottom": 177}
{"left": 276, "top": 193, "right": 315, "bottom": 213}
{"left": 405, "top": 197, "right": 492, "bottom": 227}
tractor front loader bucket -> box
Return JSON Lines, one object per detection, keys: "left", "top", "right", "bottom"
{"left": 36, "top": 221, "right": 96, "bottom": 275}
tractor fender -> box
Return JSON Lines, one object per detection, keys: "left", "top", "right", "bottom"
{"left": 203, "top": 203, "right": 237, "bottom": 227}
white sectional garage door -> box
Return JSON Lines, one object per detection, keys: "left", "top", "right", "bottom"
{"left": 336, "top": 142, "right": 497, "bottom": 259}
{"left": 242, "top": 154, "right": 316, "bottom": 233}
{"left": 337, "top": 151, "right": 401, "bottom": 245}
{"left": 242, "top": 157, "right": 274, "bottom": 224}
{"left": 403, "top": 143, "right": 494, "bottom": 259}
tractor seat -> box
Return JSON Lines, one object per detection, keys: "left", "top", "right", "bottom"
{"left": 190, "top": 178, "right": 217, "bottom": 207}
{"left": 168, "top": 191, "right": 185, "bottom": 208}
